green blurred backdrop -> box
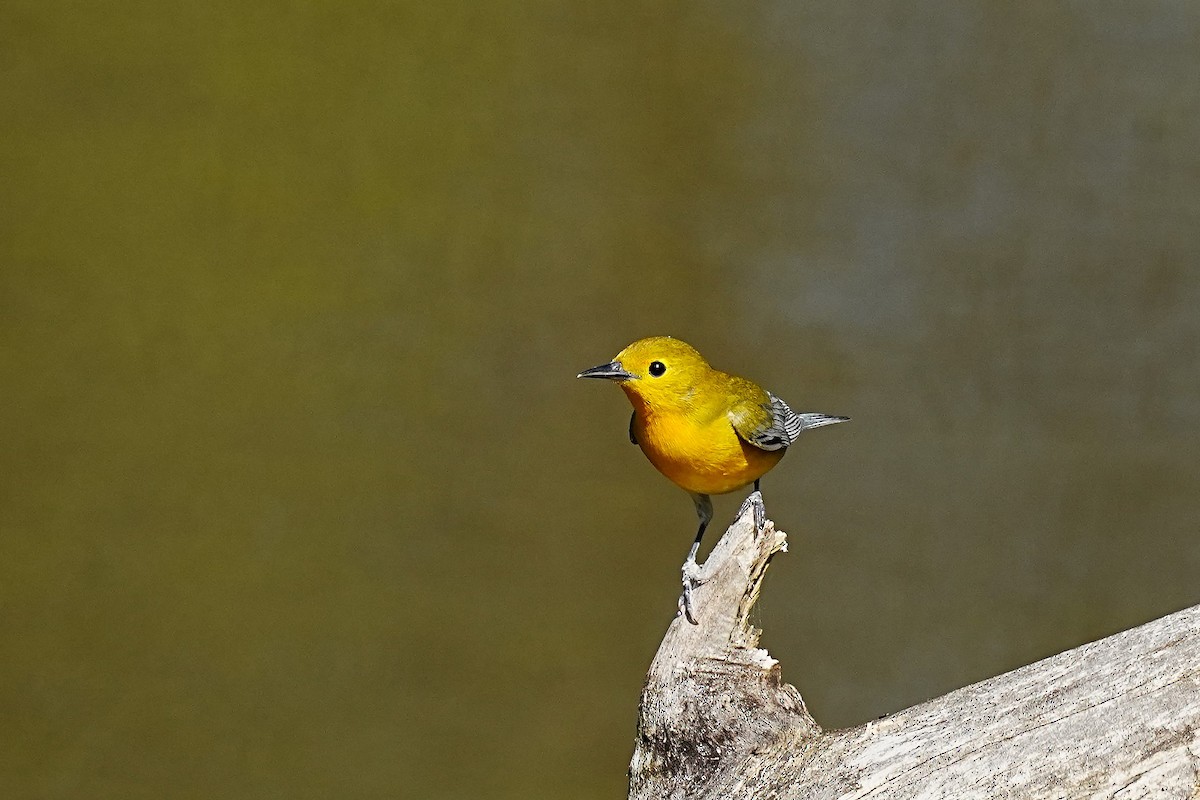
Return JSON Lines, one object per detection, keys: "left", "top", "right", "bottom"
{"left": 3, "top": 3, "right": 1199, "bottom": 798}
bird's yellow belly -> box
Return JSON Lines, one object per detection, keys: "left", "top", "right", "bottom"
{"left": 636, "top": 412, "right": 784, "bottom": 496}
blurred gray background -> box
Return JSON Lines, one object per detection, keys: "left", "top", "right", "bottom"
{"left": 3, "top": 3, "right": 1199, "bottom": 798}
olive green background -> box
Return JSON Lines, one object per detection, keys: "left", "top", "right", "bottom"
{"left": 3, "top": 3, "right": 1199, "bottom": 798}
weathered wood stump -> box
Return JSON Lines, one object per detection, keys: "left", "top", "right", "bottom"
{"left": 629, "top": 494, "right": 1200, "bottom": 799}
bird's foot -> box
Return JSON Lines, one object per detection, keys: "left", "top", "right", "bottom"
{"left": 738, "top": 490, "right": 766, "bottom": 532}
{"left": 678, "top": 558, "right": 705, "bottom": 625}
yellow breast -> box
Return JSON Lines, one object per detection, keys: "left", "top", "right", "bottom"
{"left": 633, "top": 405, "right": 784, "bottom": 496}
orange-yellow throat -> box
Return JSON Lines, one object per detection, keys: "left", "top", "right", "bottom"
{"left": 623, "top": 382, "right": 784, "bottom": 495}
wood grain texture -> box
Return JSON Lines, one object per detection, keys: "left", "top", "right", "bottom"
{"left": 628, "top": 496, "right": 1200, "bottom": 799}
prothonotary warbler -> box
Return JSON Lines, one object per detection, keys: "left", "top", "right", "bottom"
{"left": 578, "top": 336, "right": 848, "bottom": 624}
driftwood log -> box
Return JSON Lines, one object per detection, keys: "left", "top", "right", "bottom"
{"left": 629, "top": 493, "right": 1200, "bottom": 799}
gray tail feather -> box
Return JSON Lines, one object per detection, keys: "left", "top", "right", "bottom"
{"left": 795, "top": 413, "right": 850, "bottom": 431}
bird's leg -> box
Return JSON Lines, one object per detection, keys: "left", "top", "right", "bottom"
{"left": 739, "top": 480, "right": 766, "bottom": 532}
{"left": 679, "top": 493, "right": 712, "bottom": 625}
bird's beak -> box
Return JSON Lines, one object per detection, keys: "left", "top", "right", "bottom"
{"left": 577, "top": 360, "right": 637, "bottom": 381}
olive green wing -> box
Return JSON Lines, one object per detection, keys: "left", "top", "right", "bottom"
{"left": 729, "top": 386, "right": 849, "bottom": 452}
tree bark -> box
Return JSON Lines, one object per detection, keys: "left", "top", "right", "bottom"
{"left": 628, "top": 494, "right": 1200, "bottom": 799}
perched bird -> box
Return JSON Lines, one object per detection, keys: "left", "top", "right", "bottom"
{"left": 578, "top": 336, "right": 847, "bottom": 624}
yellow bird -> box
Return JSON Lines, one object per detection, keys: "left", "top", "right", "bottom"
{"left": 578, "top": 336, "right": 847, "bottom": 623}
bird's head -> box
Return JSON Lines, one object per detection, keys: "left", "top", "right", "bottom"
{"left": 577, "top": 336, "right": 710, "bottom": 410}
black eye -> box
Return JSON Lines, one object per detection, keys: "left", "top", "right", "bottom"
{"left": 648, "top": 361, "right": 666, "bottom": 377}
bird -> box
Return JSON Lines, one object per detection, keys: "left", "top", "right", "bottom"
{"left": 578, "top": 336, "right": 847, "bottom": 624}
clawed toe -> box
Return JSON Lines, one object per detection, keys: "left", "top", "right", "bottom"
{"left": 738, "top": 490, "right": 766, "bottom": 532}
{"left": 678, "top": 560, "right": 703, "bottom": 625}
